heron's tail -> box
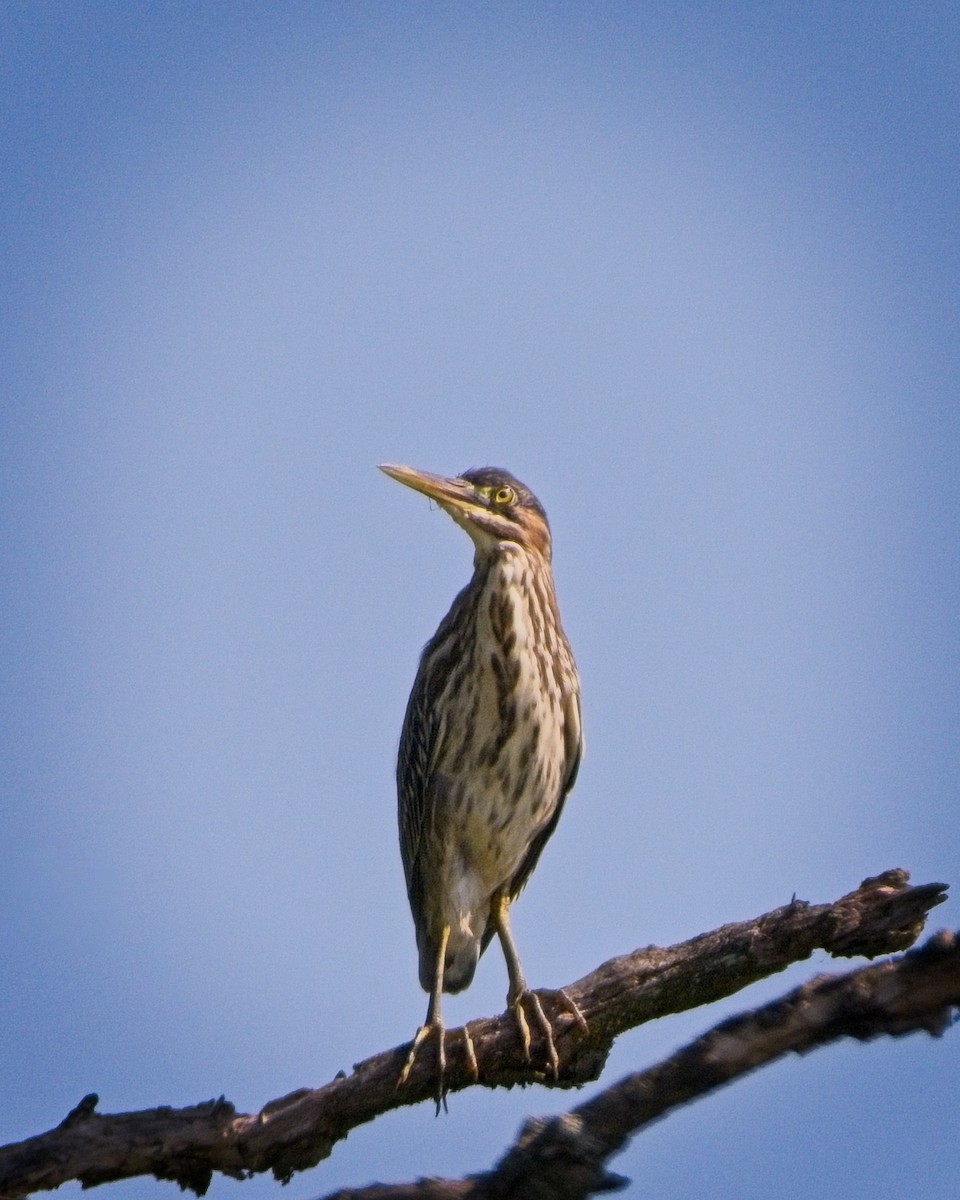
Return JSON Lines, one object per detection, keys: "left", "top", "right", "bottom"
{"left": 418, "top": 927, "right": 481, "bottom": 994}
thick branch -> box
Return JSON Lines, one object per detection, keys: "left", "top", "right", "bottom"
{"left": 331, "top": 926, "right": 960, "bottom": 1200}
{"left": 473, "top": 928, "right": 960, "bottom": 1200}
{"left": 328, "top": 927, "right": 960, "bottom": 1200}
{"left": 0, "top": 869, "right": 946, "bottom": 1199}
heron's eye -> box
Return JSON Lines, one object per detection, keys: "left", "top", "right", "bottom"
{"left": 494, "top": 485, "right": 516, "bottom": 506}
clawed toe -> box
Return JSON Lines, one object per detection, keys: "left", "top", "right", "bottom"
{"left": 508, "top": 987, "right": 588, "bottom": 1079}
{"left": 398, "top": 1020, "right": 481, "bottom": 1112}
{"left": 398, "top": 1022, "right": 448, "bottom": 1113}
{"left": 462, "top": 1021, "right": 479, "bottom": 1083}
{"left": 556, "top": 986, "right": 589, "bottom": 1033}
{"left": 509, "top": 989, "right": 560, "bottom": 1078}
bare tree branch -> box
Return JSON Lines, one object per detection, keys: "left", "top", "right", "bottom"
{"left": 326, "top": 927, "right": 960, "bottom": 1200}
{"left": 0, "top": 869, "right": 947, "bottom": 1200}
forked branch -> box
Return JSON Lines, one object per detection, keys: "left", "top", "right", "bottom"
{"left": 0, "top": 869, "right": 948, "bottom": 1199}
{"left": 330, "top": 926, "right": 960, "bottom": 1200}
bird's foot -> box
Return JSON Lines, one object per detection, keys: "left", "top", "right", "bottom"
{"left": 508, "top": 988, "right": 589, "bottom": 1080}
{"left": 509, "top": 988, "right": 561, "bottom": 1079}
{"left": 398, "top": 1021, "right": 448, "bottom": 1114}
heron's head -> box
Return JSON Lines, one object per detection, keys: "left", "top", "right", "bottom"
{"left": 379, "top": 463, "right": 552, "bottom": 560}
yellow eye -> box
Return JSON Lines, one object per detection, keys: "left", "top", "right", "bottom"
{"left": 494, "top": 485, "right": 516, "bottom": 506}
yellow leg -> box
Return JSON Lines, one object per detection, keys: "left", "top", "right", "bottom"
{"left": 398, "top": 925, "right": 449, "bottom": 1112}
{"left": 492, "top": 893, "right": 560, "bottom": 1079}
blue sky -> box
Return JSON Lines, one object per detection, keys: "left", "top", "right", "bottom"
{"left": 2, "top": 4, "right": 958, "bottom": 1198}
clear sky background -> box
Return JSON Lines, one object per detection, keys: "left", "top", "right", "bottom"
{"left": 2, "top": 4, "right": 958, "bottom": 1198}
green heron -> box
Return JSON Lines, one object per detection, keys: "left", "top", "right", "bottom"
{"left": 380, "top": 463, "right": 584, "bottom": 1105}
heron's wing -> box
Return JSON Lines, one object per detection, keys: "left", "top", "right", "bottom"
{"left": 505, "top": 685, "right": 583, "bottom": 903}
{"left": 397, "top": 665, "right": 447, "bottom": 914}
{"left": 560, "top": 687, "right": 583, "bottom": 797}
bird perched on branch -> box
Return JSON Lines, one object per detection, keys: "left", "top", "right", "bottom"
{"left": 379, "top": 463, "right": 584, "bottom": 1107}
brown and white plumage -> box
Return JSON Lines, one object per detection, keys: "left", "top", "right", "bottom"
{"left": 380, "top": 463, "right": 583, "bottom": 1104}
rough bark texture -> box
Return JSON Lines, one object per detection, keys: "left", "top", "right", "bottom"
{"left": 328, "top": 927, "right": 960, "bottom": 1200}
{"left": 0, "top": 869, "right": 949, "bottom": 1200}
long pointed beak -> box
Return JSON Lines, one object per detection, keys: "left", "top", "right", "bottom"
{"left": 379, "top": 463, "right": 479, "bottom": 512}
